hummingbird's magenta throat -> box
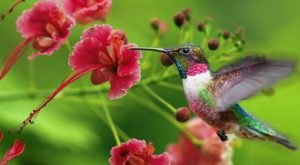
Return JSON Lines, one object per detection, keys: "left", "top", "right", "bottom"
{"left": 186, "top": 61, "right": 208, "bottom": 76}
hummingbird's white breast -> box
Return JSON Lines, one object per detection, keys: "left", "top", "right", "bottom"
{"left": 182, "top": 70, "right": 213, "bottom": 100}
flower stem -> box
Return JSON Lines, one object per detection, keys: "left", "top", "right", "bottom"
{"left": 83, "top": 98, "right": 129, "bottom": 141}
{"left": 129, "top": 93, "right": 202, "bottom": 146}
{"left": 158, "top": 81, "right": 183, "bottom": 91}
{"left": 65, "top": 40, "right": 72, "bottom": 54}
{"left": 143, "top": 85, "right": 176, "bottom": 113}
{"left": 102, "top": 97, "right": 121, "bottom": 145}
{"left": 0, "top": 71, "right": 179, "bottom": 101}
{"left": 28, "top": 61, "right": 37, "bottom": 97}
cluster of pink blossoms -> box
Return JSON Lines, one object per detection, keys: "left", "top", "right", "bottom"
{"left": 109, "top": 118, "right": 232, "bottom": 165}
{"left": 0, "top": 0, "right": 112, "bottom": 79}
{"left": 0, "top": 1, "right": 234, "bottom": 164}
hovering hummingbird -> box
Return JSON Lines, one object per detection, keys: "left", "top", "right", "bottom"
{"left": 130, "top": 44, "right": 297, "bottom": 150}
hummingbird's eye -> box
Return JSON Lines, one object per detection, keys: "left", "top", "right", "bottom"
{"left": 180, "top": 47, "right": 191, "bottom": 54}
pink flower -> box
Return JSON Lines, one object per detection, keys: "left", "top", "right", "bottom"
{"left": 167, "top": 118, "right": 233, "bottom": 165}
{"left": 109, "top": 139, "right": 171, "bottom": 165}
{"left": 69, "top": 25, "right": 141, "bottom": 99}
{"left": 0, "top": 131, "right": 25, "bottom": 165}
{"left": 18, "top": 24, "right": 141, "bottom": 131}
{"left": 61, "top": 0, "right": 112, "bottom": 25}
{"left": 0, "top": 0, "right": 75, "bottom": 80}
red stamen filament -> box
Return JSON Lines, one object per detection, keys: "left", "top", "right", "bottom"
{"left": 1, "top": 0, "right": 25, "bottom": 21}
{"left": 12, "top": 64, "right": 104, "bottom": 133}
{"left": 0, "top": 39, "right": 31, "bottom": 80}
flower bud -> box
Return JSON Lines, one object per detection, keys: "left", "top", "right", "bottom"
{"left": 208, "top": 38, "right": 219, "bottom": 51}
{"left": 222, "top": 31, "right": 230, "bottom": 39}
{"left": 173, "top": 12, "right": 186, "bottom": 28}
{"left": 150, "top": 17, "right": 160, "bottom": 31}
{"left": 197, "top": 22, "right": 205, "bottom": 32}
{"left": 182, "top": 8, "right": 192, "bottom": 21}
{"left": 175, "top": 107, "right": 191, "bottom": 123}
{"left": 160, "top": 53, "right": 173, "bottom": 66}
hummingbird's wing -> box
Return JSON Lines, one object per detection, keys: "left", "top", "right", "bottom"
{"left": 209, "top": 56, "right": 295, "bottom": 112}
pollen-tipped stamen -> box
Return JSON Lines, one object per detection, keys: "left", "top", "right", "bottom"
{"left": 10, "top": 64, "right": 105, "bottom": 133}
{"left": 0, "top": 39, "right": 31, "bottom": 80}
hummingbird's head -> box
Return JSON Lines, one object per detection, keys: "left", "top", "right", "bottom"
{"left": 130, "top": 44, "right": 208, "bottom": 79}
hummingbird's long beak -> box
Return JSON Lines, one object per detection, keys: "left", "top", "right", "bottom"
{"left": 129, "top": 47, "right": 169, "bottom": 54}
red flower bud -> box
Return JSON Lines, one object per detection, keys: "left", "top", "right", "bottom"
{"left": 160, "top": 53, "right": 173, "bottom": 66}
{"left": 182, "top": 8, "right": 192, "bottom": 21}
{"left": 175, "top": 107, "right": 191, "bottom": 122}
{"left": 208, "top": 38, "right": 219, "bottom": 51}
{"left": 150, "top": 17, "right": 160, "bottom": 31}
{"left": 173, "top": 12, "right": 186, "bottom": 28}
{"left": 197, "top": 22, "right": 205, "bottom": 32}
{"left": 0, "top": 139, "right": 25, "bottom": 165}
{"left": 222, "top": 31, "right": 230, "bottom": 39}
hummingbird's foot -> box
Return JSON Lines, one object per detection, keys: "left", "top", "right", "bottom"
{"left": 217, "top": 130, "right": 228, "bottom": 142}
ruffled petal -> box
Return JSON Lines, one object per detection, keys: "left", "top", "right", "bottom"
{"left": 148, "top": 152, "right": 171, "bottom": 165}
{"left": 81, "top": 24, "right": 112, "bottom": 46}
{"left": 62, "top": 0, "right": 112, "bottom": 25}
{"left": 117, "top": 61, "right": 140, "bottom": 77}
{"left": 119, "top": 44, "right": 142, "bottom": 65}
{"left": 69, "top": 38, "right": 104, "bottom": 70}
{"left": 108, "top": 70, "right": 141, "bottom": 100}
{"left": 109, "top": 139, "right": 146, "bottom": 165}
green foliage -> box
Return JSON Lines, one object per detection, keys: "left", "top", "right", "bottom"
{"left": 0, "top": 0, "right": 299, "bottom": 164}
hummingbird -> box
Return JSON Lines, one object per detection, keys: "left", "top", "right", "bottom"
{"left": 130, "top": 44, "right": 297, "bottom": 150}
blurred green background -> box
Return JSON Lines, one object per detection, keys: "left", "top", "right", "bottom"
{"left": 0, "top": 0, "right": 299, "bottom": 164}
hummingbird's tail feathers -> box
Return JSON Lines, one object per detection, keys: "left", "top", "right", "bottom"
{"left": 243, "top": 126, "right": 297, "bottom": 150}
{"left": 271, "top": 134, "right": 297, "bottom": 150}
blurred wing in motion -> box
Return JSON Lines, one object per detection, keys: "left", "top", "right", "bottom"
{"left": 208, "top": 56, "right": 296, "bottom": 111}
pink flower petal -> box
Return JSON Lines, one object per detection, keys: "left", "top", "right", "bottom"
{"left": 109, "top": 139, "right": 171, "bottom": 165}
{"left": 69, "top": 25, "right": 113, "bottom": 70}
{"left": 0, "top": 139, "right": 25, "bottom": 165}
{"left": 109, "top": 71, "right": 141, "bottom": 100}
{"left": 167, "top": 118, "right": 233, "bottom": 165}
{"left": 81, "top": 24, "right": 112, "bottom": 45}
{"left": 147, "top": 152, "right": 172, "bottom": 165}
{"left": 69, "top": 38, "right": 103, "bottom": 70}
{"left": 109, "top": 139, "right": 146, "bottom": 165}
{"left": 119, "top": 44, "right": 142, "bottom": 65}
{"left": 62, "top": 0, "right": 112, "bottom": 25}
{"left": 117, "top": 61, "right": 140, "bottom": 77}
{"left": 91, "top": 68, "right": 112, "bottom": 85}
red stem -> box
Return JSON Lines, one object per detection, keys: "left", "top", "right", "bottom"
{"left": 15, "top": 65, "right": 104, "bottom": 132}
{"left": 1, "top": 0, "right": 25, "bottom": 21}
{"left": 0, "top": 39, "right": 31, "bottom": 80}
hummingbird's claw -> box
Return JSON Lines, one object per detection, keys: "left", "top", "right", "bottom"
{"left": 217, "top": 130, "right": 228, "bottom": 142}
